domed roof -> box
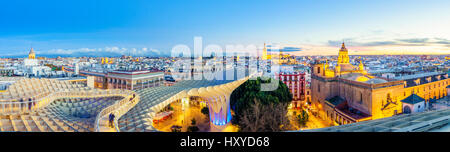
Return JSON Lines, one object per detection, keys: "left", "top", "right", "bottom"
{"left": 342, "top": 73, "right": 387, "bottom": 84}
{"left": 347, "top": 75, "right": 370, "bottom": 82}
{"left": 365, "top": 78, "right": 388, "bottom": 84}
{"left": 339, "top": 63, "right": 356, "bottom": 72}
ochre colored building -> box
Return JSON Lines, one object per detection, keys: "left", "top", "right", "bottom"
{"left": 311, "top": 43, "right": 449, "bottom": 125}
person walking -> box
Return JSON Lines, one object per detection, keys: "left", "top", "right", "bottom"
{"left": 109, "top": 113, "right": 116, "bottom": 128}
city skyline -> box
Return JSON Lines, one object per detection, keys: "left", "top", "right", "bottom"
{"left": 1, "top": 0, "right": 450, "bottom": 57}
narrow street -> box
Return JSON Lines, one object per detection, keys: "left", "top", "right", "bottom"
{"left": 153, "top": 101, "right": 210, "bottom": 132}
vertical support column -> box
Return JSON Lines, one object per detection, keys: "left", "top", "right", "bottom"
{"left": 18, "top": 102, "right": 21, "bottom": 113}
{"left": 209, "top": 92, "right": 232, "bottom": 132}
{"left": 9, "top": 102, "right": 13, "bottom": 114}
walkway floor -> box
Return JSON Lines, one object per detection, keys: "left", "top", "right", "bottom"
{"left": 98, "top": 116, "right": 118, "bottom": 132}
{"left": 429, "top": 97, "right": 450, "bottom": 111}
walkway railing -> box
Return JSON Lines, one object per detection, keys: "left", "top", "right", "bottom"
{"left": 0, "top": 89, "right": 135, "bottom": 115}
{"left": 95, "top": 94, "right": 140, "bottom": 132}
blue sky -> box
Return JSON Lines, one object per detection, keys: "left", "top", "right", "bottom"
{"left": 0, "top": 0, "right": 449, "bottom": 56}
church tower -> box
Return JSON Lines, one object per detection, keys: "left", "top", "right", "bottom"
{"left": 359, "top": 60, "right": 364, "bottom": 71}
{"left": 262, "top": 43, "right": 268, "bottom": 60}
{"left": 337, "top": 42, "right": 349, "bottom": 64}
{"left": 28, "top": 47, "right": 36, "bottom": 59}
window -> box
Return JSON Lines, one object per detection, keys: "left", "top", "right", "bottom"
{"left": 360, "top": 92, "right": 363, "bottom": 104}
{"left": 317, "top": 67, "right": 321, "bottom": 74}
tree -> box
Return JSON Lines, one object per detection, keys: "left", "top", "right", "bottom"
{"left": 167, "top": 104, "right": 174, "bottom": 111}
{"left": 297, "top": 110, "right": 309, "bottom": 128}
{"left": 187, "top": 126, "right": 199, "bottom": 132}
{"left": 187, "top": 118, "right": 199, "bottom": 132}
{"left": 238, "top": 100, "right": 292, "bottom": 132}
{"left": 230, "top": 77, "right": 293, "bottom": 127}
{"left": 171, "top": 125, "right": 182, "bottom": 132}
{"left": 201, "top": 107, "right": 209, "bottom": 117}
{"left": 191, "top": 118, "right": 196, "bottom": 125}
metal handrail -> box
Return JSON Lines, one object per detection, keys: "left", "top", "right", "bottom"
{"left": 95, "top": 94, "right": 140, "bottom": 132}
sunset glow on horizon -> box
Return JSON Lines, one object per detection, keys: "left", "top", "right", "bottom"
{"left": 0, "top": 0, "right": 449, "bottom": 56}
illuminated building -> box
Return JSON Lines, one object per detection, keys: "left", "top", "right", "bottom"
{"left": 64, "top": 67, "right": 165, "bottom": 90}
{"left": 105, "top": 70, "right": 164, "bottom": 90}
{"left": 262, "top": 43, "right": 268, "bottom": 60}
{"left": 277, "top": 72, "right": 306, "bottom": 109}
{"left": 311, "top": 43, "right": 449, "bottom": 125}
{"left": 24, "top": 48, "right": 38, "bottom": 66}
{"left": 101, "top": 57, "right": 113, "bottom": 64}
{"left": 261, "top": 43, "right": 296, "bottom": 65}
{"left": 400, "top": 94, "right": 425, "bottom": 114}
{"left": 447, "top": 85, "right": 450, "bottom": 97}
{"left": 304, "top": 108, "right": 450, "bottom": 132}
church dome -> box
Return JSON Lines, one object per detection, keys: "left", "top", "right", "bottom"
{"left": 365, "top": 78, "right": 388, "bottom": 84}
{"left": 339, "top": 63, "right": 356, "bottom": 72}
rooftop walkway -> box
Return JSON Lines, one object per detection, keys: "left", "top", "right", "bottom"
{"left": 299, "top": 108, "right": 450, "bottom": 132}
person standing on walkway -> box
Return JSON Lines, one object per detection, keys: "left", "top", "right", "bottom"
{"left": 109, "top": 113, "right": 116, "bottom": 128}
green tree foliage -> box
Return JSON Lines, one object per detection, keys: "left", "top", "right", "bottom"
{"left": 191, "top": 118, "right": 196, "bottom": 125}
{"left": 167, "top": 104, "right": 174, "bottom": 111}
{"left": 187, "top": 118, "right": 199, "bottom": 132}
{"left": 297, "top": 110, "right": 309, "bottom": 128}
{"left": 201, "top": 107, "right": 209, "bottom": 117}
{"left": 187, "top": 126, "right": 199, "bottom": 132}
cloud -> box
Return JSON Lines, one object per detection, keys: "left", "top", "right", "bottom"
{"left": 434, "top": 38, "right": 450, "bottom": 45}
{"left": 328, "top": 37, "right": 450, "bottom": 48}
{"left": 36, "top": 47, "right": 162, "bottom": 56}
{"left": 267, "top": 46, "right": 302, "bottom": 52}
{"left": 361, "top": 41, "right": 399, "bottom": 46}
{"left": 327, "top": 40, "right": 398, "bottom": 47}
{"left": 396, "top": 38, "right": 429, "bottom": 43}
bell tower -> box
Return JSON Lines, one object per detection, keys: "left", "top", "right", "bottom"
{"left": 262, "top": 43, "right": 268, "bottom": 60}
{"left": 28, "top": 47, "right": 36, "bottom": 59}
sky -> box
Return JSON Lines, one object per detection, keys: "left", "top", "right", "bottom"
{"left": 0, "top": 0, "right": 449, "bottom": 57}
